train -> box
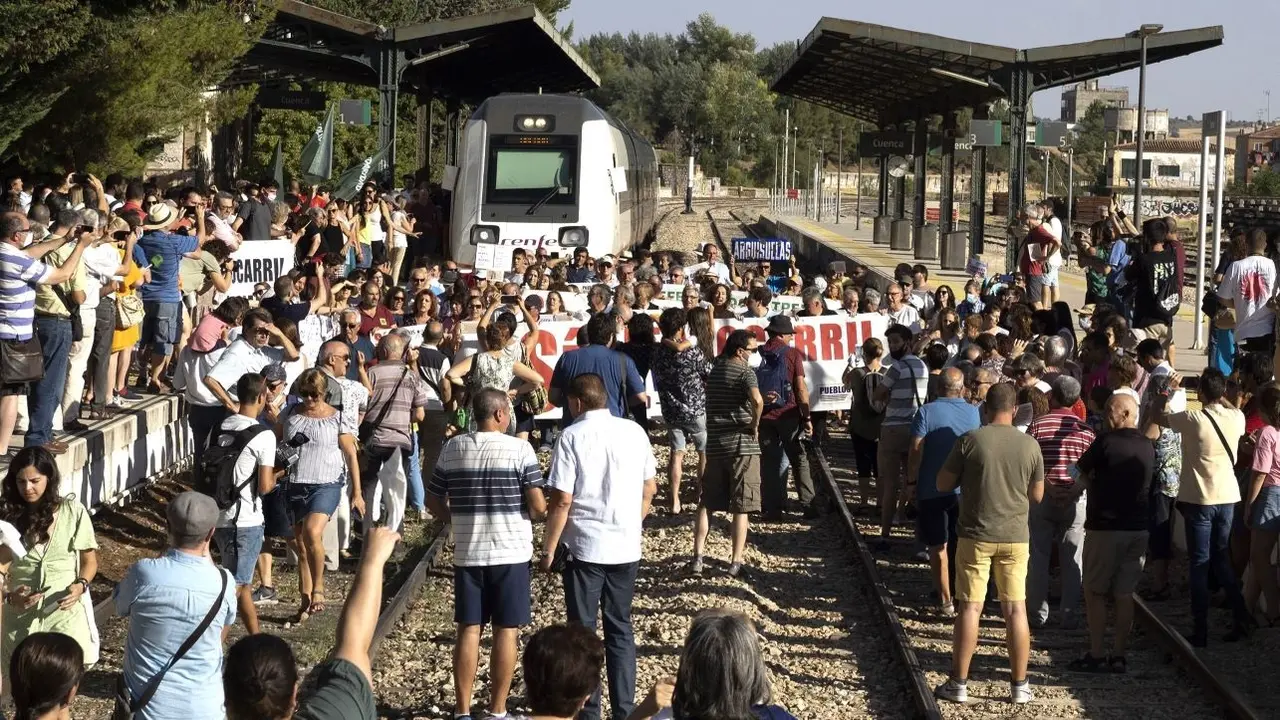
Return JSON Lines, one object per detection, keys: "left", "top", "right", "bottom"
{"left": 449, "top": 93, "right": 658, "bottom": 269}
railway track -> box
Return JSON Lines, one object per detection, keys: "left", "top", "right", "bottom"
{"left": 810, "top": 426, "right": 1263, "bottom": 720}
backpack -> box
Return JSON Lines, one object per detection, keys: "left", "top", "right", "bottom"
{"left": 197, "top": 425, "right": 272, "bottom": 511}
{"left": 755, "top": 346, "right": 793, "bottom": 411}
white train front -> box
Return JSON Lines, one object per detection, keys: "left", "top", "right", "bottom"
{"left": 449, "top": 93, "right": 658, "bottom": 269}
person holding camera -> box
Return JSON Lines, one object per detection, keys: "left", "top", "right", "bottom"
{"left": 281, "top": 369, "right": 363, "bottom": 621}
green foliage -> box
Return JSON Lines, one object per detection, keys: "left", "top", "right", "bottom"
{"left": 1231, "top": 169, "right": 1280, "bottom": 197}
{"left": 1, "top": 0, "right": 268, "bottom": 174}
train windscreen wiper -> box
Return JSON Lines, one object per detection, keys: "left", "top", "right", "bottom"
{"left": 526, "top": 185, "right": 562, "bottom": 215}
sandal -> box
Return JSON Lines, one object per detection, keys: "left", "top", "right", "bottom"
{"left": 1068, "top": 653, "right": 1110, "bottom": 673}
{"left": 310, "top": 591, "right": 327, "bottom": 614}
{"left": 294, "top": 594, "right": 312, "bottom": 623}
{"left": 1107, "top": 655, "right": 1127, "bottom": 674}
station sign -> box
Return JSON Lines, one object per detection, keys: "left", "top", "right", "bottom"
{"left": 858, "top": 132, "right": 914, "bottom": 157}
{"left": 1035, "top": 121, "right": 1071, "bottom": 148}
{"left": 968, "top": 120, "right": 1003, "bottom": 147}
{"left": 339, "top": 99, "right": 372, "bottom": 125}
{"left": 1203, "top": 110, "right": 1224, "bottom": 137}
{"left": 926, "top": 135, "right": 974, "bottom": 156}
{"left": 256, "top": 89, "right": 326, "bottom": 111}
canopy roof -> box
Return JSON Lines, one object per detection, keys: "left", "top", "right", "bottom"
{"left": 225, "top": 0, "right": 599, "bottom": 99}
{"left": 770, "top": 19, "right": 1223, "bottom": 126}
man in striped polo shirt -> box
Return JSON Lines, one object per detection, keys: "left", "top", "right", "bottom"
{"left": 427, "top": 388, "right": 547, "bottom": 720}
{"left": 1026, "top": 375, "right": 1095, "bottom": 629}
{"left": 872, "top": 324, "right": 929, "bottom": 551}
{"left": 0, "top": 212, "right": 95, "bottom": 456}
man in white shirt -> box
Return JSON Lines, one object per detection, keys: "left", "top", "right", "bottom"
{"left": 211, "top": 373, "right": 277, "bottom": 635}
{"left": 885, "top": 283, "right": 922, "bottom": 333}
{"left": 1217, "top": 228, "right": 1276, "bottom": 356}
{"left": 697, "top": 242, "right": 733, "bottom": 285}
{"left": 540, "top": 373, "right": 657, "bottom": 720}
{"left": 203, "top": 308, "right": 299, "bottom": 413}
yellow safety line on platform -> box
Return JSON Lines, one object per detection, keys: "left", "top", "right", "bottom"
{"left": 784, "top": 217, "right": 1088, "bottom": 293}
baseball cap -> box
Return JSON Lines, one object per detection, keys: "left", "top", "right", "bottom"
{"left": 261, "top": 363, "right": 288, "bottom": 386}
{"left": 168, "top": 491, "right": 219, "bottom": 545}
{"left": 600, "top": 254, "right": 616, "bottom": 267}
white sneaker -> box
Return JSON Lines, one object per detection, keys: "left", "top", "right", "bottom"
{"left": 1011, "top": 681, "right": 1033, "bottom": 704}
{"left": 934, "top": 678, "right": 967, "bottom": 703}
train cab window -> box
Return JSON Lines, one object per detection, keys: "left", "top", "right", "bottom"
{"left": 486, "top": 146, "right": 578, "bottom": 207}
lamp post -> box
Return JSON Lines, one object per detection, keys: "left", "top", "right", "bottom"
{"left": 1129, "top": 23, "right": 1163, "bottom": 227}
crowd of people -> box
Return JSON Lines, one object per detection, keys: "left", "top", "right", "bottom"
{"left": 0, "top": 164, "right": 1275, "bottom": 719}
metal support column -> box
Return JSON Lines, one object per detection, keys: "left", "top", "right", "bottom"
{"left": 415, "top": 93, "right": 433, "bottom": 177}
{"left": 376, "top": 45, "right": 402, "bottom": 187}
{"left": 1006, "top": 67, "right": 1033, "bottom": 270}
{"left": 445, "top": 98, "right": 461, "bottom": 167}
{"left": 970, "top": 105, "right": 988, "bottom": 256}
{"left": 913, "top": 116, "right": 928, "bottom": 225}
{"left": 940, "top": 113, "right": 957, "bottom": 234}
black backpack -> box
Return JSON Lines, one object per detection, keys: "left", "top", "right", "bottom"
{"left": 197, "top": 425, "right": 273, "bottom": 511}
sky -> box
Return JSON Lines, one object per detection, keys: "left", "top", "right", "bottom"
{"left": 564, "top": 0, "right": 1280, "bottom": 124}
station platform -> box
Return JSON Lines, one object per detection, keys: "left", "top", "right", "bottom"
{"left": 5, "top": 394, "right": 192, "bottom": 513}
{"left": 761, "top": 213, "right": 1208, "bottom": 376}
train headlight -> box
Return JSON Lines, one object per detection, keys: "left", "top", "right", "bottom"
{"left": 470, "top": 225, "right": 500, "bottom": 246}
{"left": 559, "top": 226, "right": 588, "bottom": 247}
{"left": 514, "top": 115, "right": 555, "bottom": 133}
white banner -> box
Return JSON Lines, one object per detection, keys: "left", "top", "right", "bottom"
{"left": 228, "top": 240, "right": 296, "bottom": 297}
{"left": 455, "top": 314, "right": 889, "bottom": 417}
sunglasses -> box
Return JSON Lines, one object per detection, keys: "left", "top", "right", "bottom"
{"left": 345, "top": 323, "right": 360, "bottom": 329}
{"left": 411, "top": 277, "right": 428, "bottom": 283}
{"left": 390, "top": 296, "right": 406, "bottom": 302}
{"left": 249, "top": 326, "right": 270, "bottom": 336}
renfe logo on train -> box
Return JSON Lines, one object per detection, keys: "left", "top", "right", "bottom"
{"left": 731, "top": 238, "right": 792, "bottom": 262}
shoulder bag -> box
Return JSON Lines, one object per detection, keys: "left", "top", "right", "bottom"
{"left": 358, "top": 366, "right": 409, "bottom": 447}
{"left": 0, "top": 334, "right": 43, "bottom": 384}
{"left": 112, "top": 570, "right": 228, "bottom": 720}
{"left": 116, "top": 292, "right": 144, "bottom": 329}
{"left": 1204, "top": 410, "right": 1237, "bottom": 467}
{"left": 50, "top": 285, "right": 83, "bottom": 342}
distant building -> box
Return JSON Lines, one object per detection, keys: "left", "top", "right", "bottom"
{"left": 1109, "top": 139, "right": 1234, "bottom": 190}
{"left": 1233, "top": 125, "right": 1280, "bottom": 184}
{"left": 1060, "top": 80, "right": 1129, "bottom": 123}
{"left": 1104, "top": 107, "right": 1170, "bottom": 144}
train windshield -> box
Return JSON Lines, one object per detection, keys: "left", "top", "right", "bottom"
{"left": 486, "top": 147, "right": 577, "bottom": 206}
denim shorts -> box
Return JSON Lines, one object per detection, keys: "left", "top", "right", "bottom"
{"left": 214, "top": 525, "right": 265, "bottom": 586}
{"left": 141, "top": 301, "right": 183, "bottom": 356}
{"left": 668, "top": 416, "right": 707, "bottom": 452}
{"left": 286, "top": 481, "right": 343, "bottom": 522}
{"left": 1250, "top": 485, "right": 1280, "bottom": 532}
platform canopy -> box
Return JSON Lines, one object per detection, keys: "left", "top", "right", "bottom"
{"left": 224, "top": 0, "right": 600, "bottom": 99}
{"left": 770, "top": 18, "right": 1223, "bottom": 127}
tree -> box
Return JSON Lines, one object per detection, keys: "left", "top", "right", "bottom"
{"left": 5, "top": 1, "right": 269, "bottom": 175}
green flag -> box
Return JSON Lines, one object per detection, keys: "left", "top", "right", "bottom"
{"left": 332, "top": 143, "right": 391, "bottom": 201}
{"left": 270, "top": 138, "right": 284, "bottom": 190}
{"left": 300, "top": 105, "right": 335, "bottom": 183}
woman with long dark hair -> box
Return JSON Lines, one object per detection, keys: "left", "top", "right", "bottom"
{"left": 618, "top": 313, "right": 659, "bottom": 432}
{"left": 10, "top": 632, "right": 84, "bottom": 720}
{"left": 687, "top": 307, "right": 716, "bottom": 358}
{"left": 0, "top": 448, "right": 99, "bottom": 677}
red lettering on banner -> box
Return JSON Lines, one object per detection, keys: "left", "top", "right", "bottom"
{"left": 819, "top": 322, "right": 843, "bottom": 361}
{"left": 529, "top": 330, "right": 559, "bottom": 384}
{"left": 794, "top": 324, "right": 817, "bottom": 361}
{"left": 715, "top": 325, "right": 734, "bottom": 355}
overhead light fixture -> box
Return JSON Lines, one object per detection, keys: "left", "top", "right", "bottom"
{"left": 929, "top": 67, "right": 991, "bottom": 88}
{"left": 1127, "top": 23, "right": 1164, "bottom": 38}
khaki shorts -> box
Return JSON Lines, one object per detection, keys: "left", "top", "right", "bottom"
{"left": 1083, "top": 530, "right": 1148, "bottom": 596}
{"left": 954, "top": 538, "right": 1030, "bottom": 603}
{"left": 1133, "top": 323, "right": 1172, "bottom": 342}
{"left": 702, "top": 454, "right": 762, "bottom": 514}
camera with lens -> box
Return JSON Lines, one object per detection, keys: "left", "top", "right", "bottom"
{"left": 276, "top": 432, "right": 310, "bottom": 475}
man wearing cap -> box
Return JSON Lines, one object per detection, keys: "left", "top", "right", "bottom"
{"left": 597, "top": 255, "right": 619, "bottom": 288}
{"left": 115, "top": 491, "right": 237, "bottom": 720}
{"left": 566, "top": 247, "right": 597, "bottom": 284}
{"left": 756, "top": 315, "right": 819, "bottom": 520}
{"left": 134, "top": 202, "right": 201, "bottom": 393}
